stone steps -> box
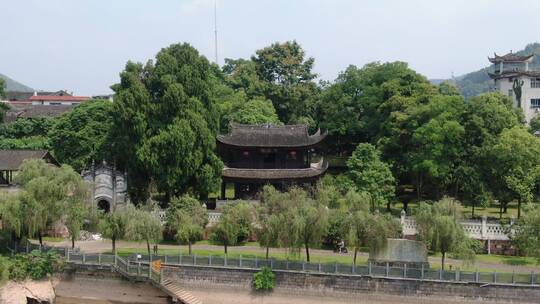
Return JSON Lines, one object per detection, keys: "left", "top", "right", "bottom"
{"left": 162, "top": 279, "right": 203, "bottom": 304}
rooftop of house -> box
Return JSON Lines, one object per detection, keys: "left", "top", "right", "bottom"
{"left": 28, "top": 95, "right": 89, "bottom": 102}
{"left": 4, "top": 104, "right": 74, "bottom": 123}
{"left": 0, "top": 150, "right": 59, "bottom": 171}
{"left": 488, "top": 52, "right": 534, "bottom": 63}
{"left": 217, "top": 123, "right": 326, "bottom": 148}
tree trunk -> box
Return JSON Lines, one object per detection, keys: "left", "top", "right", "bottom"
{"left": 353, "top": 247, "right": 358, "bottom": 266}
{"left": 441, "top": 251, "right": 446, "bottom": 271}
{"left": 112, "top": 236, "right": 116, "bottom": 256}
{"left": 305, "top": 242, "right": 310, "bottom": 262}
{"left": 386, "top": 201, "right": 391, "bottom": 212}
{"left": 503, "top": 203, "right": 508, "bottom": 213}
{"left": 188, "top": 240, "right": 192, "bottom": 255}
{"left": 266, "top": 247, "right": 269, "bottom": 260}
{"left": 472, "top": 203, "right": 475, "bottom": 218}
{"left": 403, "top": 201, "right": 409, "bottom": 212}
{"left": 71, "top": 235, "right": 75, "bottom": 249}
{"left": 499, "top": 203, "right": 503, "bottom": 219}
{"left": 224, "top": 243, "right": 228, "bottom": 255}
{"left": 146, "top": 239, "right": 151, "bottom": 256}
{"left": 38, "top": 231, "right": 43, "bottom": 246}
{"left": 518, "top": 198, "right": 522, "bottom": 219}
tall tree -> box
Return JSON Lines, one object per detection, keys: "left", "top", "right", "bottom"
{"left": 49, "top": 100, "right": 113, "bottom": 172}
{"left": 488, "top": 127, "right": 540, "bottom": 218}
{"left": 111, "top": 43, "right": 223, "bottom": 204}
{"left": 347, "top": 143, "right": 395, "bottom": 211}
{"left": 225, "top": 41, "right": 319, "bottom": 125}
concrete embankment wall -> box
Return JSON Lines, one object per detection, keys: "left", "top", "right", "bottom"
{"left": 162, "top": 264, "right": 540, "bottom": 303}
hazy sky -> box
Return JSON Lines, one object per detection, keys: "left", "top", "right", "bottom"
{"left": 2, "top": 0, "right": 540, "bottom": 95}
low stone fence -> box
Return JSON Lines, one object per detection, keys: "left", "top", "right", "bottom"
{"left": 162, "top": 264, "right": 540, "bottom": 303}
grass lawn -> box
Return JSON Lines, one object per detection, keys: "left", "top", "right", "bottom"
{"left": 112, "top": 247, "right": 367, "bottom": 265}
{"left": 42, "top": 236, "right": 65, "bottom": 243}
{"left": 110, "top": 245, "right": 539, "bottom": 273}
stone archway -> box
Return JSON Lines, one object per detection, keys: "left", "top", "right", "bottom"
{"left": 97, "top": 199, "right": 111, "bottom": 213}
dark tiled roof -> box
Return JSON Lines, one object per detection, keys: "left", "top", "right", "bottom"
{"left": 488, "top": 52, "right": 534, "bottom": 63}
{"left": 3, "top": 104, "right": 74, "bottom": 123}
{"left": 223, "top": 167, "right": 326, "bottom": 180}
{"left": 217, "top": 123, "right": 326, "bottom": 148}
{"left": 222, "top": 160, "right": 328, "bottom": 181}
{"left": 0, "top": 150, "right": 59, "bottom": 171}
{"left": 488, "top": 71, "right": 540, "bottom": 80}
{"left": 5, "top": 91, "right": 33, "bottom": 101}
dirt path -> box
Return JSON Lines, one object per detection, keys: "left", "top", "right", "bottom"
{"left": 40, "top": 239, "right": 540, "bottom": 273}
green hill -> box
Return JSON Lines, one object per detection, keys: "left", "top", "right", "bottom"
{"left": 0, "top": 73, "right": 34, "bottom": 92}
{"left": 455, "top": 43, "right": 540, "bottom": 98}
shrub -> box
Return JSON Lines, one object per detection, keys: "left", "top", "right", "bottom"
{"left": 253, "top": 267, "right": 275, "bottom": 291}
{"left": 8, "top": 250, "right": 63, "bottom": 281}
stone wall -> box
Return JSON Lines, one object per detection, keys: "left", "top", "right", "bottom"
{"left": 162, "top": 264, "right": 540, "bottom": 303}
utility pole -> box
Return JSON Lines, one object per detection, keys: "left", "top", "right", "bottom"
{"left": 214, "top": 0, "right": 219, "bottom": 65}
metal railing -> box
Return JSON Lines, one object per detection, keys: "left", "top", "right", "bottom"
{"left": 15, "top": 242, "right": 540, "bottom": 287}
{"left": 119, "top": 253, "right": 538, "bottom": 287}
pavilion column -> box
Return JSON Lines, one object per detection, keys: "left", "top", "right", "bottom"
{"left": 220, "top": 181, "right": 226, "bottom": 200}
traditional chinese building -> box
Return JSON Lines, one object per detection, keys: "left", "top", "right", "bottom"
{"left": 488, "top": 52, "right": 540, "bottom": 123}
{"left": 217, "top": 123, "right": 327, "bottom": 199}
{"left": 0, "top": 150, "right": 59, "bottom": 186}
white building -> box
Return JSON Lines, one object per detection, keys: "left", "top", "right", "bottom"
{"left": 488, "top": 52, "right": 540, "bottom": 123}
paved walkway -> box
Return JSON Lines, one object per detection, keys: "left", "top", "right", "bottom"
{"left": 37, "top": 239, "right": 540, "bottom": 273}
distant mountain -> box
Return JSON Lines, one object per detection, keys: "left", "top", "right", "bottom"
{"left": 0, "top": 73, "right": 34, "bottom": 92}
{"left": 454, "top": 43, "right": 540, "bottom": 98}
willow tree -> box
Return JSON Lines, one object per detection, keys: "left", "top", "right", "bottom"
{"left": 415, "top": 197, "right": 474, "bottom": 269}
{"left": 212, "top": 201, "right": 253, "bottom": 255}
{"left": 166, "top": 195, "right": 207, "bottom": 255}
{"left": 124, "top": 207, "right": 162, "bottom": 256}
{"left": 99, "top": 210, "right": 128, "bottom": 255}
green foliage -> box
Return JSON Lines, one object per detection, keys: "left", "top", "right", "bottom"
{"left": 124, "top": 206, "right": 163, "bottom": 255}
{"left": 166, "top": 195, "right": 207, "bottom": 255}
{"left": 216, "top": 88, "right": 280, "bottom": 131}
{"left": 98, "top": 210, "right": 128, "bottom": 255}
{"left": 49, "top": 100, "right": 113, "bottom": 172}
{"left": 111, "top": 43, "right": 223, "bottom": 203}
{"left": 0, "top": 117, "right": 54, "bottom": 149}
{"left": 253, "top": 267, "right": 275, "bottom": 291}
{"left": 8, "top": 250, "right": 63, "bottom": 281}
{"left": 212, "top": 201, "right": 253, "bottom": 253}
{"left": 529, "top": 116, "right": 540, "bottom": 135}
{"left": 0, "top": 78, "right": 5, "bottom": 98}
{"left": 0, "top": 160, "right": 90, "bottom": 243}
{"left": 415, "top": 197, "right": 474, "bottom": 269}
{"left": 224, "top": 41, "right": 319, "bottom": 125}
{"left": 513, "top": 205, "right": 540, "bottom": 260}
{"left": 347, "top": 143, "right": 395, "bottom": 211}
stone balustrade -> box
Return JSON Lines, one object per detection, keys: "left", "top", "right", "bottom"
{"left": 400, "top": 212, "right": 511, "bottom": 241}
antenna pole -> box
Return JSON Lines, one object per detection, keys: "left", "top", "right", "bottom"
{"left": 214, "top": 0, "right": 219, "bottom": 65}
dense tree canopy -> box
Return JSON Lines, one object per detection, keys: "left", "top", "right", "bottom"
{"left": 223, "top": 41, "right": 319, "bottom": 125}
{"left": 110, "top": 43, "right": 223, "bottom": 204}
{"left": 49, "top": 100, "right": 113, "bottom": 172}
{"left": 0, "top": 117, "right": 54, "bottom": 149}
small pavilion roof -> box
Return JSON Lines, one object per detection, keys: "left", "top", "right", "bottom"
{"left": 217, "top": 123, "right": 326, "bottom": 148}
{"left": 0, "top": 150, "right": 59, "bottom": 171}
{"left": 488, "top": 52, "right": 534, "bottom": 63}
